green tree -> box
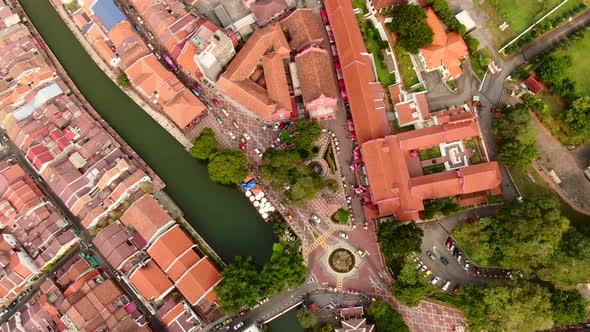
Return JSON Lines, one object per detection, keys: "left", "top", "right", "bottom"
{"left": 367, "top": 301, "right": 409, "bottom": 332}
{"left": 279, "top": 130, "right": 292, "bottom": 144}
{"left": 189, "top": 127, "right": 218, "bottom": 160}
{"left": 458, "top": 282, "right": 554, "bottom": 332}
{"left": 390, "top": 260, "right": 433, "bottom": 307}
{"left": 538, "top": 55, "right": 571, "bottom": 86}
{"left": 116, "top": 73, "right": 130, "bottom": 88}
{"left": 551, "top": 289, "right": 588, "bottom": 326}
{"left": 451, "top": 218, "right": 497, "bottom": 266}
{"left": 493, "top": 103, "right": 538, "bottom": 167}
{"left": 564, "top": 96, "right": 590, "bottom": 141}
{"left": 538, "top": 229, "right": 590, "bottom": 289}
{"left": 207, "top": 149, "right": 248, "bottom": 185}
{"left": 386, "top": 4, "right": 433, "bottom": 53}
{"left": 292, "top": 119, "right": 322, "bottom": 153}
{"left": 315, "top": 324, "right": 334, "bottom": 332}
{"left": 215, "top": 256, "right": 261, "bottom": 315}
{"left": 296, "top": 306, "right": 319, "bottom": 329}
{"left": 260, "top": 242, "right": 307, "bottom": 293}
{"left": 419, "top": 198, "right": 460, "bottom": 220}
{"left": 377, "top": 222, "right": 423, "bottom": 267}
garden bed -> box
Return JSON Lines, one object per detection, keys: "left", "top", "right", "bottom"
{"left": 394, "top": 45, "right": 419, "bottom": 88}
{"left": 423, "top": 163, "right": 446, "bottom": 175}
{"left": 324, "top": 144, "right": 336, "bottom": 174}
{"left": 358, "top": 20, "right": 397, "bottom": 87}
{"left": 419, "top": 146, "right": 442, "bottom": 160}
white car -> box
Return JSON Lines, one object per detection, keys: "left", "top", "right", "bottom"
{"left": 222, "top": 108, "right": 230, "bottom": 117}
{"left": 228, "top": 131, "right": 236, "bottom": 140}
{"left": 311, "top": 214, "right": 321, "bottom": 223}
{"left": 273, "top": 123, "right": 280, "bottom": 131}
{"left": 232, "top": 121, "right": 239, "bottom": 129}
{"left": 147, "top": 43, "right": 155, "bottom": 51}
{"left": 233, "top": 322, "right": 244, "bottom": 330}
{"left": 254, "top": 148, "right": 263, "bottom": 158}
{"left": 442, "top": 280, "right": 451, "bottom": 291}
{"left": 339, "top": 232, "right": 348, "bottom": 239}
{"left": 456, "top": 252, "right": 462, "bottom": 263}
{"left": 215, "top": 117, "right": 223, "bottom": 125}
{"left": 242, "top": 132, "right": 251, "bottom": 141}
{"left": 136, "top": 16, "right": 144, "bottom": 24}
{"left": 419, "top": 264, "right": 428, "bottom": 273}
{"left": 430, "top": 276, "right": 440, "bottom": 285}
{"left": 464, "top": 260, "right": 470, "bottom": 271}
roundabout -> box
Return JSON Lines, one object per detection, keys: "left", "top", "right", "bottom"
{"left": 328, "top": 248, "right": 355, "bottom": 273}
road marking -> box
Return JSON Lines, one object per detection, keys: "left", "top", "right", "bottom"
{"left": 336, "top": 275, "right": 344, "bottom": 291}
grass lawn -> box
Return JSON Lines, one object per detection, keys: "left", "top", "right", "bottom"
{"left": 533, "top": 92, "right": 578, "bottom": 146}
{"left": 480, "top": 0, "right": 584, "bottom": 47}
{"left": 394, "top": 45, "right": 419, "bottom": 88}
{"left": 509, "top": 166, "right": 588, "bottom": 228}
{"left": 419, "top": 146, "right": 442, "bottom": 160}
{"left": 359, "top": 20, "right": 397, "bottom": 87}
{"left": 423, "top": 164, "right": 446, "bottom": 175}
{"left": 554, "top": 30, "right": 590, "bottom": 96}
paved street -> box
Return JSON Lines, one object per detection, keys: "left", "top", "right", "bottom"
{"left": 417, "top": 206, "right": 510, "bottom": 293}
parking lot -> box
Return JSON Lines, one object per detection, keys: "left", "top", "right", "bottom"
{"left": 417, "top": 207, "right": 512, "bottom": 293}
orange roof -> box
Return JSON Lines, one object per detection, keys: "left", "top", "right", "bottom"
{"left": 129, "top": 259, "right": 174, "bottom": 302}
{"left": 262, "top": 52, "right": 291, "bottom": 111}
{"left": 93, "top": 39, "right": 116, "bottom": 64}
{"left": 388, "top": 84, "right": 402, "bottom": 104}
{"left": 9, "top": 252, "right": 34, "bottom": 278}
{"left": 175, "top": 257, "right": 221, "bottom": 306}
{"left": 176, "top": 42, "right": 200, "bottom": 77}
{"left": 217, "top": 23, "right": 291, "bottom": 121}
{"left": 361, "top": 115, "right": 501, "bottom": 221}
{"left": 125, "top": 54, "right": 185, "bottom": 106}
{"left": 86, "top": 23, "right": 106, "bottom": 43}
{"left": 160, "top": 302, "right": 185, "bottom": 326}
{"left": 72, "top": 13, "right": 90, "bottom": 30}
{"left": 324, "top": 0, "right": 390, "bottom": 143}
{"left": 163, "top": 89, "right": 205, "bottom": 129}
{"left": 147, "top": 225, "right": 198, "bottom": 274}
{"left": 120, "top": 195, "right": 173, "bottom": 245}
{"left": 295, "top": 47, "right": 339, "bottom": 104}
{"left": 394, "top": 91, "right": 430, "bottom": 126}
{"left": 420, "top": 9, "right": 469, "bottom": 80}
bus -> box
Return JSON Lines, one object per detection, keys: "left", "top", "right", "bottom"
{"left": 162, "top": 53, "right": 179, "bottom": 72}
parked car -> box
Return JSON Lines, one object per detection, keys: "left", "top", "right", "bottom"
{"left": 440, "top": 257, "right": 449, "bottom": 265}
{"left": 148, "top": 31, "right": 154, "bottom": 39}
{"left": 222, "top": 108, "right": 230, "bottom": 117}
{"left": 311, "top": 214, "right": 321, "bottom": 223}
{"left": 456, "top": 252, "right": 463, "bottom": 263}
{"left": 449, "top": 242, "right": 455, "bottom": 252}
{"left": 273, "top": 123, "right": 280, "bottom": 131}
{"left": 357, "top": 249, "right": 367, "bottom": 257}
{"left": 467, "top": 217, "right": 477, "bottom": 223}
{"left": 242, "top": 132, "right": 251, "bottom": 141}
{"left": 216, "top": 117, "right": 223, "bottom": 125}
{"left": 473, "top": 266, "right": 481, "bottom": 276}
{"left": 430, "top": 276, "right": 440, "bottom": 285}
{"left": 228, "top": 131, "right": 236, "bottom": 140}
{"left": 254, "top": 148, "right": 263, "bottom": 158}
{"left": 442, "top": 281, "right": 451, "bottom": 291}
{"left": 426, "top": 250, "right": 436, "bottom": 260}
{"left": 136, "top": 16, "right": 144, "bottom": 24}
{"left": 147, "top": 43, "right": 155, "bottom": 51}
{"left": 233, "top": 322, "right": 244, "bottom": 330}
{"left": 453, "top": 284, "right": 461, "bottom": 294}
{"left": 154, "top": 52, "right": 161, "bottom": 60}
{"left": 284, "top": 121, "right": 292, "bottom": 129}
{"left": 232, "top": 121, "right": 239, "bottom": 129}
{"left": 339, "top": 232, "right": 348, "bottom": 239}
{"left": 464, "top": 260, "right": 470, "bottom": 271}
{"left": 239, "top": 143, "right": 246, "bottom": 151}
{"left": 445, "top": 237, "right": 452, "bottom": 249}
{"left": 419, "top": 264, "right": 428, "bottom": 273}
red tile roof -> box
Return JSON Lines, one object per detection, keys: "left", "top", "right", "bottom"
{"left": 420, "top": 9, "right": 469, "bottom": 79}
{"left": 361, "top": 116, "right": 501, "bottom": 220}
{"left": 147, "top": 225, "right": 198, "bottom": 275}
{"left": 371, "top": 0, "right": 406, "bottom": 11}
{"left": 251, "top": 0, "right": 289, "bottom": 25}
{"left": 175, "top": 257, "right": 221, "bottom": 306}
{"left": 163, "top": 88, "right": 205, "bottom": 129}
{"left": 129, "top": 259, "right": 174, "bottom": 302}
{"left": 217, "top": 23, "right": 291, "bottom": 121}
{"left": 295, "top": 47, "right": 339, "bottom": 105}
{"left": 93, "top": 222, "right": 139, "bottom": 270}
{"left": 324, "top": 0, "right": 390, "bottom": 143}
{"left": 120, "top": 195, "right": 174, "bottom": 246}
{"left": 523, "top": 75, "right": 544, "bottom": 94}
{"left": 280, "top": 9, "right": 324, "bottom": 51}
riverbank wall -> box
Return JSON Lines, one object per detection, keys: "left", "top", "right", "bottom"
{"left": 46, "top": 1, "right": 192, "bottom": 150}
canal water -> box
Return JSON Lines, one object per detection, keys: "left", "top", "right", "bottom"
{"left": 19, "top": 0, "right": 276, "bottom": 264}
{"left": 269, "top": 308, "right": 305, "bottom": 332}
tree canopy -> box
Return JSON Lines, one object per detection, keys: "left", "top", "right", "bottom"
{"left": 367, "top": 301, "right": 409, "bottom": 332}
{"left": 551, "top": 289, "right": 588, "bottom": 326}
{"left": 537, "top": 55, "right": 577, "bottom": 98}
{"left": 189, "top": 127, "right": 218, "bottom": 160}
{"left": 458, "top": 282, "right": 554, "bottom": 332}
{"left": 207, "top": 149, "right": 248, "bottom": 185}
{"left": 386, "top": 4, "right": 433, "bottom": 53}
{"left": 390, "top": 260, "right": 433, "bottom": 307}
{"left": 493, "top": 102, "right": 538, "bottom": 167}
{"left": 292, "top": 119, "right": 322, "bottom": 154}
{"left": 377, "top": 222, "right": 423, "bottom": 268}
{"left": 564, "top": 96, "right": 590, "bottom": 142}
{"left": 419, "top": 198, "right": 461, "bottom": 220}
{"left": 215, "top": 242, "right": 306, "bottom": 315}
{"left": 296, "top": 307, "right": 319, "bottom": 329}
{"left": 260, "top": 149, "right": 326, "bottom": 205}
{"left": 116, "top": 73, "right": 130, "bottom": 88}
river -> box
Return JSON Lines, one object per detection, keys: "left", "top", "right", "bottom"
{"left": 19, "top": 0, "right": 276, "bottom": 264}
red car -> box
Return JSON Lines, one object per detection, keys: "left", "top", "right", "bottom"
{"left": 320, "top": 8, "right": 329, "bottom": 24}
{"left": 239, "top": 143, "right": 246, "bottom": 151}
{"left": 453, "top": 284, "right": 461, "bottom": 294}
{"left": 445, "top": 237, "right": 453, "bottom": 249}
{"left": 473, "top": 267, "right": 481, "bottom": 276}
{"left": 467, "top": 217, "right": 478, "bottom": 223}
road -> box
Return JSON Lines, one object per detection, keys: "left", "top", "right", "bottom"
{"left": 417, "top": 206, "right": 512, "bottom": 293}
{"left": 0, "top": 133, "right": 165, "bottom": 330}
